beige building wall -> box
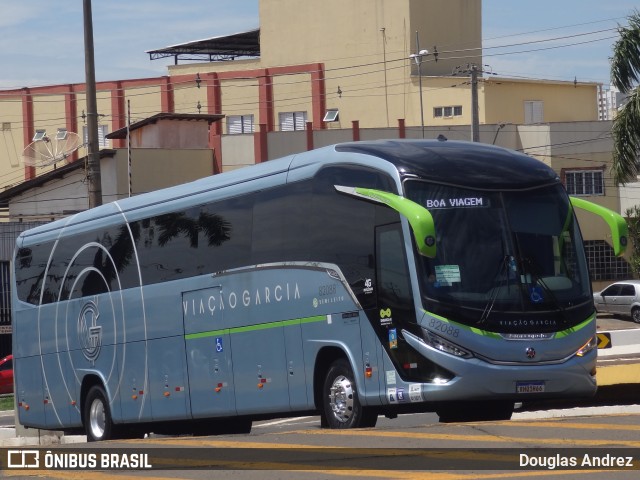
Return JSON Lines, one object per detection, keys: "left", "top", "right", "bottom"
{"left": 124, "top": 85, "right": 165, "bottom": 124}
{"left": 0, "top": 101, "right": 26, "bottom": 174}
{"left": 260, "top": 0, "right": 480, "bottom": 76}
{"left": 221, "top": 79, "right": 260, "bottom": 133}
{"left": 221, "top": 134, "right": 255, "bottom": 171}
{"left": 107, "top": 148, "right": 214, "bottom": 201}
{"left": 256, "top": 0, "right": 481, "bottom": 130}
{"left": 9, "top": 168, "right": 89, "bottom": 220}
{"left": 484, "top": 79, "right": 599, "bottom": 125}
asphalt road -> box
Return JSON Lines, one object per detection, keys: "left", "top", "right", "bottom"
{"left": 3, "top": 408, "right": 640, "bottom": 479}
{"left": 595, "top": 313, "right": 639, "bottom": 331}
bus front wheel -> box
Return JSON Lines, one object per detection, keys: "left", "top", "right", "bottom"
{"left": 321, "top": 358, "right": 377, "bottom": 429}
{"left": 84, "top": 385, "right": 114, "bottom": 442}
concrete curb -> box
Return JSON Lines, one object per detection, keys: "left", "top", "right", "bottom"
{"left": 0, "top": 430, "right": 86, "bottom": 446}
{"left": 598, "top": 328, "right": 640, "bottom": 357}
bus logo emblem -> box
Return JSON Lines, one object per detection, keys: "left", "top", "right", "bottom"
{"left": 525, "top": 347, "right": 536, "bottom": 359}
{"left": 78, "top": 300, "right": 102, "bottom": 365}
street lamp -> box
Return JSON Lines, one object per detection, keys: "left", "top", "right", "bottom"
{"left": 410, "top": 34, "right": 429, "bottom": 138}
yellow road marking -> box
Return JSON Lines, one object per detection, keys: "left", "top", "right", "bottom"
{"left": 286, "top": 428, "right": 640, "bottom": 447}
{"left": 508, "top": 420, "right": 640, "bottom": 431}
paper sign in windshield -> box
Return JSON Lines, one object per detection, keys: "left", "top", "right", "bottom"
{"left": 435, "top": 265, "right": 461, "bottom": 286}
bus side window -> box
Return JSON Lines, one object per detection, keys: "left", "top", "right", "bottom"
{"left": 376, "top": 223, "right": 413, "bottom": 313}
{"left": 311, "top": 166, "right": 394, "bottom": 310}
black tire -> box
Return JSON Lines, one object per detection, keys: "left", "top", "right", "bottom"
{"left": 632, "top": 307, "right": 640, "bottom": 324}
{"left": 321, "top": 358, "right": 377, "bottom": 429}
{"left": 437, "top": 400, "right": 514, "bottom": 423}
{"left": 84, "top": 385, "right": 115, "bottom": 442}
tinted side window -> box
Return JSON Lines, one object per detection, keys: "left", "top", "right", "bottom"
{"left": 15, "top": 246, "right": 50, "bottom": 304}
{"left": 620, "top": 285, "right": 636, "bottom": 296}
{"left": 134, "top": 195, "right": 252, "bottom": 284}
{"left": 16, "top": 223, "right": 139, "bottom": 305}
{"left": 601, "top": 285, "right": 621, "bottom": 296}
{"left": 376, "top": 224, "right": 412, "bottom": 308}
{"left": 252, "top": 181, "right": 311, "bottom": 265}
{"left": 310, "top": 166, "right": 396, "bottom": 308}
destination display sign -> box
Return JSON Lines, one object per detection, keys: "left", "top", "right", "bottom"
{"left": 423, "top": 197, "right": 489, "bottom": 209}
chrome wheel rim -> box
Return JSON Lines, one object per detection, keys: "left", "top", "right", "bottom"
{"left": 89, "top": 398, "right": 106, "bottom": 439}
{"left": 328, "top": 375, "right": 354, "bottom": 423}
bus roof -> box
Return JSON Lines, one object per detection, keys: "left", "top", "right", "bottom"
{"left": 334, "top": 139, "right": 559, "bottom": 190}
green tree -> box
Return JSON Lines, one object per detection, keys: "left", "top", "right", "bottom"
{"left": 611, "top": 11, "right": 640, "bottom": 185}
{"left": 625, "top": 205, "right": 640, "bottom": 277}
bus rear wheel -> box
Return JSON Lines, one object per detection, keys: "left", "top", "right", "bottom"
{"left": 84, "top": 385, "right": 115, "bottom": 442}
{"left": 321, "top": 359, "right": 377, "bottom": 429}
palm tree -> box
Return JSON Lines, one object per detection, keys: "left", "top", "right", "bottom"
{"left": 611, "top": 11, "right": 640, "bottom": 185}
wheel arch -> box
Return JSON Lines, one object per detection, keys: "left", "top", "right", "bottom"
{"left": 313, "top": 346, "right": 352, "bottom": 411}
{"left": 79, "top": 373, "right": 106, "bottom": 427}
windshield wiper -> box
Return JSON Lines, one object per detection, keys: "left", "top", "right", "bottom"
{"left": 479, "top": 255, "right": 515, "bottom": 324}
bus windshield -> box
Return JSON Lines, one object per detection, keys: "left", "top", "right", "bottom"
{"left": 404, "top": 180, "right": 592, "bottom": 333}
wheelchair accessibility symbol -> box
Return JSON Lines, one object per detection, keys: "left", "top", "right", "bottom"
{"left": 215, "top": 337, "right": 223, "bottom": 353}
{"left": 529, "top": 286, "right": 543, "bottom": 304}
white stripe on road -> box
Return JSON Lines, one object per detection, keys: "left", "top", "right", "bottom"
{"left": 254, "top": 416, "right": 315, "bottom": 427}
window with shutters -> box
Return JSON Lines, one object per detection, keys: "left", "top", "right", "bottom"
{"left": 83, "top": 125, "right": 109, "bottom": 147}
{"left": 524, "top": 100, "right": 544, "bottom": 124}
{"left": 564, "top": 170, "right": 604, "bottom": 196}
{"left": 227, "top": 115, "right": 254, "bottom": 134}
{"left": 433, "top": 105, "right": 462, "bottom": 118}
{"left": 279, "top": 111, "right": 307, "bottom": 131}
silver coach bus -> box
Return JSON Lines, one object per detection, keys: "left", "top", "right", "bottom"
{"left": 12, "top": 139, "right": 626, "bottom": 441}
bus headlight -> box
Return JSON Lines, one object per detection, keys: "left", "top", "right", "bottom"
{"left": 423, "top": 329, "right": 472, "bottom": 358}
{"left": 575, "top": 335, "right": 598, "bottom": 357}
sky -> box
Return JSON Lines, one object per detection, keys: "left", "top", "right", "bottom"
{"left": 0, "top": 0, "right": 637, "bottom": 90}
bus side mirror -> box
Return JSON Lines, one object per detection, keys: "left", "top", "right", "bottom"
{"left": 335, "top": 185, "right": 436, "bottom": 258}
{"left": 570, "top": 197, "right": 628, "bottom": 256}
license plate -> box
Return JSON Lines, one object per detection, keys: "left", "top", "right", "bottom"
{"left": 516, "top": 381, "right": 545, "bottom": 394}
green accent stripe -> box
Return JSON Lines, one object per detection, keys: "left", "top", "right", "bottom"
{"left": 554, "top": 314, "right": 595, "bottom": 338}
{"left": 423, "top": 310, "right": 595, "bottom": 339}
{"left": 185, "top": 315, "right": 327, "bottom": 340}
{"left": 423, "top": 310, "right": 501, "bottom": 339}
{"left": 570, "top": 196, "right": 628, "bottom": 256}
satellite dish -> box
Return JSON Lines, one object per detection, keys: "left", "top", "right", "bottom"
{"left": 22, "top": 128, "right": 82, "bottom": 167}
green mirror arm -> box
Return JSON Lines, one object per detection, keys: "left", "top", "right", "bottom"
{"left": 570, "top": 196, "right": 628, "bottom": 256}
{"left": 335, "top": 185, "right": 436, "bottom": 257}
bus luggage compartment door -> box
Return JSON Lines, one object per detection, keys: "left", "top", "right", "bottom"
{"left": 183, "top": 287, "right": 236, "bottom": 418}
{"left": 231, "top": 326, "right": 291, "bottom": 415}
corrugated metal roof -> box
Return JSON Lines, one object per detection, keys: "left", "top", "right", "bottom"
{"left": 106, "top": 113, "right": 224, "bottom": 140}
{"left": 146, "top": 28, "right": 260, "bottom": 63}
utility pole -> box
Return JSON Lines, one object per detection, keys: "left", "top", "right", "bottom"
{"left": 409, "top": 32, "right": 429, "bottom": 138}
{"left": 470, "top": 64, "right": 480, "bottom": 142}
{"left": 453, "top": 63, "right": 490, "bottom": 142}
{"left": 84, "top": 0, "right": 102, "bottom": 208}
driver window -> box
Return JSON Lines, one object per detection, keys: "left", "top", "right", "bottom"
{"left": 376, "top": 223, "right": 412, "bottom": 309}
{"left": 601, "top": 285, "right": 621, "bottom": 296}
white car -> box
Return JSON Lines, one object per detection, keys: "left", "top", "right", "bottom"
{"left": 593, "top": 280, "right": 640, "bottom": 323}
